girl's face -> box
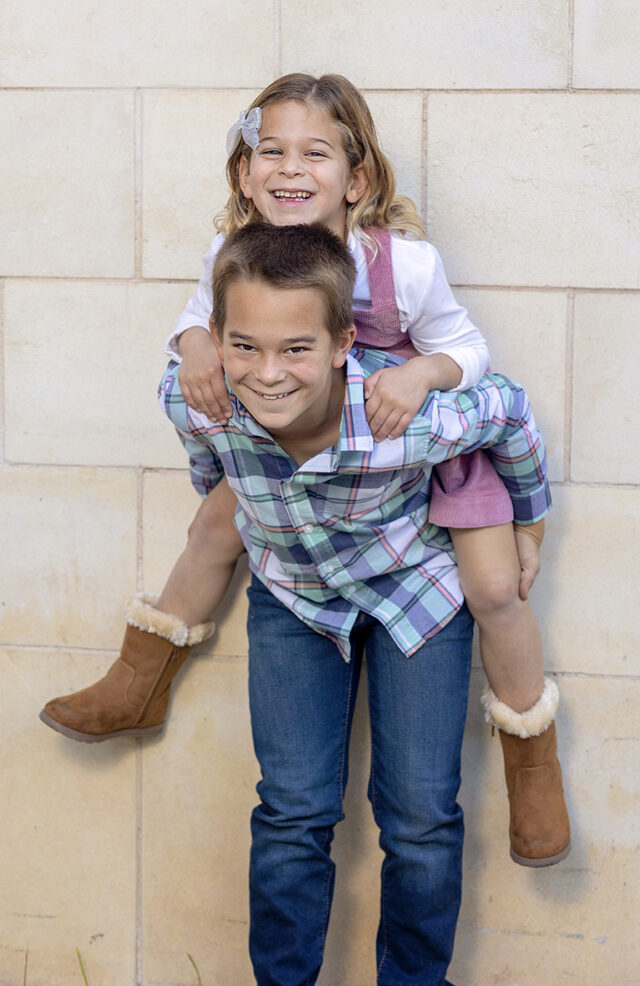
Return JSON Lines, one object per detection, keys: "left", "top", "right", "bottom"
{"left": 238, "top": 100, "right": 366, "bottom": 240}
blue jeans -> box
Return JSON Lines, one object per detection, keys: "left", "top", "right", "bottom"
{"left": 247, "top": 576, "right": 472, "bottom": 986}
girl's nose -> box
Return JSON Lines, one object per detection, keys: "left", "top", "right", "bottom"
{"left": 278, "top": 151, "right": 304, "bottom": 177}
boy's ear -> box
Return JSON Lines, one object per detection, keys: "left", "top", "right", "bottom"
{"left": 346, "top": 163, "right": 367, "bottom": 205}
{"left": 238, "top": 156, "right": 253, "bottom": 199}
{"left": 331, "top": 325, "right": 357, "bottom": 368}
{"left": 210, "top": 316, "right": 225, "bottom": 362}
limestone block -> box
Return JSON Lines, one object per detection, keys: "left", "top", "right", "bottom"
{"left": 361, "top": 92, "right": 423, "bottom": 210}
{"left": 281, "top": 0, "right": 568, "bottom": 89}
{"left": 0, "top": 91, "right": 134, "bottom": 277}
{"left": 0, "top": 466, "right": 137, "bottom": 648}
{"left": 142, "top": 470, "right": 250, "bottom": 657}
{"left": 571, "top": 292, "right": 639, "bottom": 484}
{"left": 451, "top": 672, "right": 640, "bottom": 985}
{"left": 0, "top": 647, "right": 136, "bottom": 986}
{"left": 528, "top": 485, "right": 639, "bottom": 676}
{"left": 0, "top": 0, "right": 274, "bottom": 87}
{"left": 574, "top": 0, "right": 640, "bottom": 88}
{"left": 4, "top": 279, "right": 190, "bottom": 468}
{"left": 456, "top": 289, "right": 567, "bottom": 481}
{"left": 140, "top": 655, "right": 257, "bottom": 985}
{"left": 142, "top": 90, "right": 259, "bottom": 279}
{"left": 427, "top": 94, "right": 640, "bottom": 289}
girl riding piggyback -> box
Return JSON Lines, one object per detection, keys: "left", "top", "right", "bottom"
{"left": 41, "top": 73, "right": 569, "bottom": 868}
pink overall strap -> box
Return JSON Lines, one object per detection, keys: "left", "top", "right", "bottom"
{"left": 352, "top": 228, "right": 417, "bottom": 359}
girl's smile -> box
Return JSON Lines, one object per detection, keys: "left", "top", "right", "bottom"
{"left": 238, "top": 100, "right": 366, "bottom": 239}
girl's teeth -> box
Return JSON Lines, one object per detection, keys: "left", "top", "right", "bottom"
{"left": 261, "top": 392, "right": 289, "bottom": 400}
{"left": 273, "top": 191, "right": 311, "bottom": 199}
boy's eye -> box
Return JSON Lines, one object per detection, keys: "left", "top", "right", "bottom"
{"left": 233, "top": 343, "right": 256, "bottom": 352}
{"left": 287, "top": 347, "right": 309, "bottom": 354}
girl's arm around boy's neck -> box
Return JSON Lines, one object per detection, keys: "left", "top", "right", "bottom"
{"left": 364, "top": 353, "right": 463, "bottom": 443}
{"left": 176, "top": 325, "right": 233, "bottom": 423}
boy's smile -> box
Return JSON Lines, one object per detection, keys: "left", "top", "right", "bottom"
{"left": 214, "top": 279, "right": 355, "bottom": 461}
{"left": 238, "top": 100, "right": 366, "bottom": 239}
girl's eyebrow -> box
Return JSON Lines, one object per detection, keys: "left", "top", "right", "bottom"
{"left": 258, "top": 136, "right": 334, "bottom": 148}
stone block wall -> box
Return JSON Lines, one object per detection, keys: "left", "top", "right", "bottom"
{"left": 1, "top": 2, "right": 638, "bottom": 983}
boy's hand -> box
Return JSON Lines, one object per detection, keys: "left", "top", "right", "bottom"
{"left": 514, "top": 519, "right": 545, "bottom": 601}
{"left": 177, "top": 326, "right": 232, "bottom": 423}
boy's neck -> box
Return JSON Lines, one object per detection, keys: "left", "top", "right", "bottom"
{"left": 266, "top": 370, "right": 346, "bottom": 467}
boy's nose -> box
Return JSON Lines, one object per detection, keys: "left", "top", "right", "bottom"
{"left": 256, "top": 355, "right": 286, "bottom": 384}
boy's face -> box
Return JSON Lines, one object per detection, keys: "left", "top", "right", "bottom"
{"left": 213, "top": 279, "right": 356, "bottom": 447}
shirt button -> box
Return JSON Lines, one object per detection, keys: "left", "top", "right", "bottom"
{"left": 302, "top": 524, "right": 314, "bottom": 534}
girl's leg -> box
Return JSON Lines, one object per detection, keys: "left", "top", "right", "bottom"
{"left": 450, "top": 524, "right": 570, "bottom": 867}
{"left": 157, "top": 476, "right": 244, "bottom": 625}
{"left": 40, "top": 479, "right": 243, "bottom": 743}
{"left": 450, "top": 523, "right": 543, "bottom": 712}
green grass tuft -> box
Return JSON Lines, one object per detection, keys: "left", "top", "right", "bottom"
{"left": 187, "top": 952, "right": 202, "bottom": 986}
{"left": 76, "top": 948, "right": 90, "bottom": 986}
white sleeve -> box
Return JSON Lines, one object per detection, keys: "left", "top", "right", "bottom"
{"left": 163, "top": 234, "right": 224, "bottom": 361}
{"left": 393, "top": 238, "right": 490, "bottom": 391}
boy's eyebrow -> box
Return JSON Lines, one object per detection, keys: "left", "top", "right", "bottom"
{"left": 228, "top": 330, "right": 318, "bottom": 345}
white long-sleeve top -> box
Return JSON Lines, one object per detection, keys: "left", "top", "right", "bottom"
{"left": 165, "top": 231, "right": 490, "bottom": 391}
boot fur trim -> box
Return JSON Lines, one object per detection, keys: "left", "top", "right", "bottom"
{"left": 481, "top": 677, "right": 559, "bottom": 739}
{"left": 126, "top": 594, "right": 215, "bottom": 647}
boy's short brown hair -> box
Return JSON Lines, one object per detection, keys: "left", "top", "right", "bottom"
{"left": 212, "top": 223, "right": 356, "bottom": 343}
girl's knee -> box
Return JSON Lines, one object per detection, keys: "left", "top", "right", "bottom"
{"left": 461, "top": 564, "right": 520, "bottom": 617}
{"left": 187, "top": 485, "right": 244, "bottom": 559}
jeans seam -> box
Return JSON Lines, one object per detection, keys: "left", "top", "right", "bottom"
{"left": 367, "top": 661, "right": 390, "bottom": 981}
{"left": 337, "top": 657, "right": 357, "bottom": 806}
{"left": 314, "top": 656, "right": 357, "bottom": 981}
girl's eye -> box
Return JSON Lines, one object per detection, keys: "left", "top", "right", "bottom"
{"left": 259, "top": 147, "right": 281, "bottom": 156}
{"left": 307, "top": 150, "right": 327, "bottom": 158}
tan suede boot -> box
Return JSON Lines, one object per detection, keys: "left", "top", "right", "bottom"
{"left": 39, "top": 595, "right": 215, "bottom": 743}
{"left": 482, "top": 678, "right": 571, "bottom": 867}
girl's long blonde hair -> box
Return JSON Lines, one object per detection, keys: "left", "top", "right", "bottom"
{"left": 217, "top": 73, "right": 425, "bottom": 243}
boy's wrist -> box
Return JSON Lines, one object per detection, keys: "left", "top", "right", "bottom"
{"left": 514, "top": 518, "right": 545, "bottom": 546}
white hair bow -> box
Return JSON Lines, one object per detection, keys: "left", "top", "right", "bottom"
{"left": 226, "top": 107, "right": 262, "bottom": 157}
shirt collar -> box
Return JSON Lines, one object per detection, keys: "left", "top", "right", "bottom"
{"left": 334, "top": 352, "right": 374, "bottom": 456}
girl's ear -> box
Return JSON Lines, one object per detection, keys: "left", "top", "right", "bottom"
{"left": 331, "top": 325, "right": 357, "bottom": 368}
{"left": 346, "top": 163, "right": 367, "bottom": 205}
{"left": 238, "top": 156, "right": 253, "bottom": 199}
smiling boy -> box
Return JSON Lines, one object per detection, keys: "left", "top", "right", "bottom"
{"left": 159, "top": 222, "right": 551, "bottom": 986}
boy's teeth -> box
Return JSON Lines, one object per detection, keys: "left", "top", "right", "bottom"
{"left": 273, "top": 190, "right": 311, "bottom": 199}
{"left": 261, "top": 392, "right": 289, "bottom": 400}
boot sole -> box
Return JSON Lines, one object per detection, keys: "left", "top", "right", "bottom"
{"left": 510, "top": 841, "right": 571, "bottom": 867}
{"left": 39, "top": 709, "right": 164, "bottom": 743}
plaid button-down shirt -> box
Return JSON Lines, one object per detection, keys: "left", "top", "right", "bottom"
{"left": 159, "top": 348, "right": 551, "bottom": 660}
